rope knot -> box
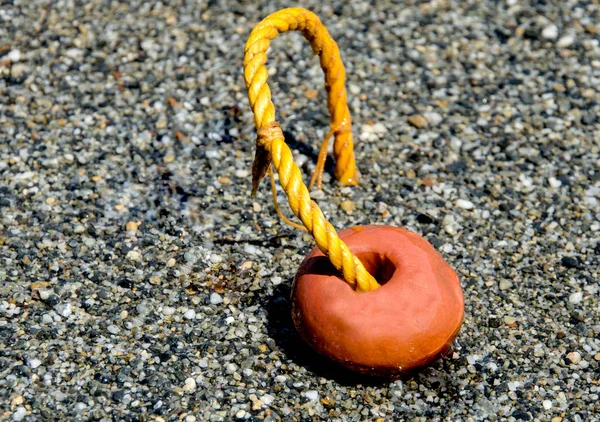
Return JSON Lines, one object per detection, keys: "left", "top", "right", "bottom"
{"left": 257, "top": 121, "right": 284, "bottom": 148}
{"left": 252, "top": 121, "right": 283, "bottom": 196}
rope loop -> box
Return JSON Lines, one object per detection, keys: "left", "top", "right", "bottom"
{"left": 244, "top": 8, "right": 379, "bottom": 292}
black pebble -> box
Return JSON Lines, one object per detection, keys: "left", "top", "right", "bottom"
{"left": 561, "top": 256, "right": 580, "bottom": 269}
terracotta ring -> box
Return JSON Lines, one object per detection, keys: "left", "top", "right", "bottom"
{"left": 291, "top": 225, "right": 464, "bottom": 377}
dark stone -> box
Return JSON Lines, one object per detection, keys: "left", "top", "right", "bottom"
{"left": 561, "top": 256, "right": 580, "bottom": 269}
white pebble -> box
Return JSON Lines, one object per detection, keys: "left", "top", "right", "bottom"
{"left": 107, "top": 324, "right": 121, "bottom": 334}
{"left": 27, "top": 358, "right": 42, "bottom": 369}
{"left": 183, "top": 377, "right": 196, "bottom": 391}
{"left": 184, "top": 309, "right": 196, "bottom": 320}
{"left": 210, "top": 253, "right": 222, "bottom": 264}
{"left": 304, "top": 390, "right": 319, "bottom": 401}
{"left": 235, "top": 410, "right": 246, "bottom": 419}
{"left": 205, "top": 150, "right": 220, "bottom": 159}
{"left": 466, "top": 355, "right": 480, "bottom": 365}
{"left": 557, "top": 34, "right": 575, "bottom": 48}
{"left": 54, "top": 303, "right": 72, "bottom": 317}
{"left": 275, "top": 375, "right": 287, "bottom": 383}
{"left": 456, "top": 199, "right": 475, "bottom": 210}
{"left": 542, "top": 24, "right": 558, "bottom": 40}
{"left": 7, "top": 49, "right": 21, "bottom": 62}
{"left": 210, "top": 293, "right": 223, "bottom": 305}
{"left": 543, "top": 400, "right": 552, "bottom": 410}
{"left": 162, "top": 306, "right": 176, "bottom": 315}
{"left": 235, "top": 169, "right": 249, "bottom": 178}
{"left": 244, "top": 244, "right": 258, "bottom": 255}
{"left": 12, "top": 407, "right": 26, "bottom": 421}
{"left": 548, "top": 177, "right": 562, "bottom": 188}
{"left": 126, "top": 250, "right": 142, "bottom": 262}
{"left": 261, "top": 394, "right": 274, "bottom": 405}
{"left": 569, "top": 292, "right": 583, "bottom": 304}
{"left": 424, "top": 112, "right": 443, "bottom": 127}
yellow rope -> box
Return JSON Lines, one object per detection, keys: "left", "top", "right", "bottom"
{"left": 244, "top": 8, "right": 379, "bottom": 292}
{"left": 244, "top": 7, "right": 359, "bottom": 188}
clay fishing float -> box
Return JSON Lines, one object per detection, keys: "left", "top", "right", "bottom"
{"left": 243, "top": 7, "right": 464, "bottom": 376}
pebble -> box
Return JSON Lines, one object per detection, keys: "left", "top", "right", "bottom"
{"left": 569, "top": 292, "right": 583, "bottom": 304}
{"left": 499, "top": 280, "right": 512, "bottom": 291}
{"left": 210, "top": 293, "right": 223, "bottom": 305}
{"left": 543, "top": 400, "right": 552, "bottom": 410}
{"left": 424, "top": 112, "right": 443, "bottom": 127}
{"left": 456, "top": 199, "right": 475, "bottom": 210}
{"left": 542, "top": 24, "right": 558, "bottom": 40}
{"left": 27, "top": 358, "right": 42, "bottom": 369}
{"left": 126, "top": 250, "right": 142, "bottom": 262}
{"left": 305, "top": 390, "right": 319, "bottom": 401}
{"left": 407, "top": 114, "right": 427, "bottom": 128}
{"left": 340, "top": 200, "right": 355, "bottom": 213}
{"left": 184, "top": 309, "right": 196, "bottom": 319}
{"left": 557, "top": 34, "right": 575, "bottom": 48}
{"left": 566, "top": 351, "right": 581, "bottom": 365}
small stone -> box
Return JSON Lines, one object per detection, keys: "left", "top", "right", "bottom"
{"left": 557, "top": 34, "right": 575, "bottom": 48}
{"left": 183, "top": 377, "right": 196, "bottom": 391}
{"left": 565, "top": 351, "right": 581, "bottom": 365}
{"left": 125, "top": 221, "right": 139, "bottom": 232}
{"left": 27, "top": 358, "right": 42, "bottom": 369}
{"left": 210, "top": 293, "right": 223, "bottom": 305}
{"left": 408, "top": 114, "right": 427, "bottom": 128}
{"left": 593, "top": 353, "right": 600, "bottom": 361}
{"left": 184, "top": 309, "right": 196, "bottom": 319}
{"left": 340, "top": 200, "right": 355, "bottom": 213}
{"left": 107, "top": 324, "right": 121, "bottom": 334}
{"left": 543, "top": 400, "right": 552, "bottom": 410}
{"left": 305, "top": 390, "right": 319, "bottom": 402}
{"left": 235, "top": 410, "right": 246, "bottom": 419}
{"left": 235, "top": 169, "right": 249, "bottom": 178}
{"left": 185, "top": 416, "right": 196, "bottom": 422}
{"left": 156, "top": 119, "right": 168, "bottom": 129}
{"left": 456, "top": 199, "right": 474, "bottom": 210}
{"left": 305, "top": 89, "right": 318, "bottom": 99}
{"left": 73, "top": 224, "right": 85, "bottom": 234}
{"left": 12, "top": 407, "right": 26, "bottom": 421}
{"left": 54, "top": 303, "right": 72, "bottom": 318}
{"left": 548, "top": 177, "right": 562, "bottom": 188}
{"left": 504, "top": 316, "right": 517, "bottom": 325}
{"left": 561, "top": 256, "right": 579, "bottom": 269}
{"left": 30, "top": 281, "right": 51, "bottom": 290}
{"left": 542, "top": 24, "right": 558, "bottom": 40}
{"left": 569, "top": 292, "right": 583, "bottom": 304}
{"left": 163, "top": 152, "right": 175, "bottom": 163}
{"left": 499, "top": 280, "right": 512, "bottom": 291}
{"left": 7, "top": 49, "right": 21, "bottom": 62}
{"left": 424, "top": 112, "right": 443, "bottom": 126}
{"left": 127, "top": 250, "right": 142, "bottom": 262}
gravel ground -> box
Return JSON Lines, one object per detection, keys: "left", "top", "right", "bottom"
{"left": 1, "top": 0, "right": 599, "bottom": 421}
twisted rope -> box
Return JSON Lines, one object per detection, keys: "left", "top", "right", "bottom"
{"left": 244, "top": 7, "right": 359, "bottom": 188}
{"left": 244, "top": 8, "right": 379, "bottom": 292}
